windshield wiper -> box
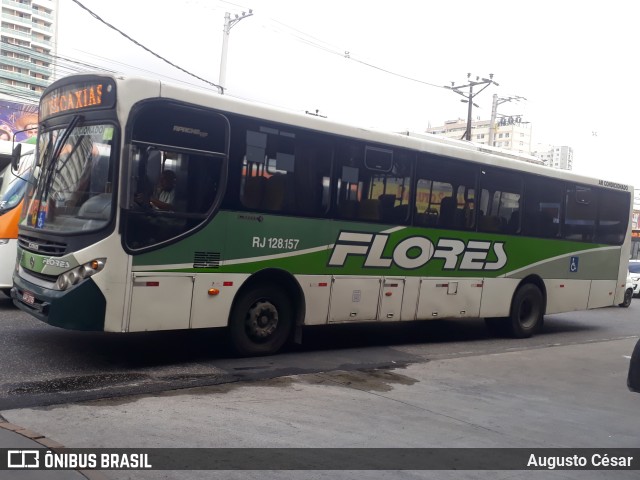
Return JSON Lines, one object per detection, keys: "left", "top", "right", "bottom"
{"left": 40, "top": 115, "right": 82, "bottom": 203}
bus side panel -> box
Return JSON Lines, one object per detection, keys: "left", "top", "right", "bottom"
{"left": 545, "top": 279, "right": 590, "bottom": 314}
{"left": 129, "top": 274, "right": 194, "bottom": 331}
{"left": 0, "top": 205, "right": 22, "bottom": 289}
{"left": 84, "top": 237, "right": 131, "bottom": 333}
{"left": 587, "top": 280, "right": 617, "bottom": 309}
{"left": 190, "top": 273, "right": 248, "bottom": 329}
{"left": 400, "top": 277, "right": 420, "bottom": 321}
{"left": 298, "top": 275, "right": 331, "bottom": 325}
{"left": 0, "top": 239, "right": 18, "bottom": 289}
{"left": 2, "top": 204, "right": 21, "bottom": 238}
{"left": 416, "top": 278, "right": 483, "bottom": 320}
{"left": 329, "top": 277, "right": 381, "bottom": 323}
{"left": 479, "top": 278, "right": 519, "bottom": 318}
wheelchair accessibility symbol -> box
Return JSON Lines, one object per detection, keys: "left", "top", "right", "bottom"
{"left": 569, "top": 256, "right": 579, "bottom": 273}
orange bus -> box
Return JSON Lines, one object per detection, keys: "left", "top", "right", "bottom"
{"left": 0, "top": 142, "right": 35, "bottom": 296}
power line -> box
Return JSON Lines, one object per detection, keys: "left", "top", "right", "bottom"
{"left": 70, "top": 0, "right": 222, "bottom": 91}
{"left": 257, "top": 15, "right": 448, "bottom": 90}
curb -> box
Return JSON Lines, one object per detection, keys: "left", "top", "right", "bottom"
{"left": 0, "top": 419, "right": 109, "bottom": 480}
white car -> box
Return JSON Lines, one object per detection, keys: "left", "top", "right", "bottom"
{"left": 629, "top": 260, "right": 640, "bottom": 297}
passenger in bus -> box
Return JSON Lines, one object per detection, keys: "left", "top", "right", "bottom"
{"left": 148, "top": 170, "right": 176, "bottom": 211}
{"left": 439, "top": 196, "right": 457, "bottom": 228}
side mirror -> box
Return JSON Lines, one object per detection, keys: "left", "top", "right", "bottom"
{"left": 11, "top": 143, "right": 22, "bottom": 172}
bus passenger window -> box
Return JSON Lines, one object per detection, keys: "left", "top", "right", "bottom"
{"left": 563, "top": 185, "right": 596, "bottom": 242}
{"left": 478, "top": 169, "right": 521, "bottom": 234}
{"left": 595, "top": 188, "right": 628, "bottom": 245}
{"left": 335, "top": 142, "right": 412, "bottom": 224}
{"left": 522, "top": 176, "right": 562, "bottom": 238}
{"left": 239, "top": 126, "right": 331, "bottom": 216}
{"left": 414, "top": 154, "right": 476, "bottom": 231}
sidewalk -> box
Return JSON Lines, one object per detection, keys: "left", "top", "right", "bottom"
{"left": 0, "top": 417, "right": 105, "bottom": 479}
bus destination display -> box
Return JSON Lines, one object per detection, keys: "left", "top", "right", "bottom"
{"left": 40, "top": 79, "right": 116, "bottom": 120}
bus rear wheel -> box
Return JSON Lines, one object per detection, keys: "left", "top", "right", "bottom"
{"left": 619, "top": 288, "right": 633, "bottom": 308}
{"left": 508, "top": 283, "right": 544, "bottom": 338}
{"left": 229, "top": 285, "right": 292, "bottom": 356}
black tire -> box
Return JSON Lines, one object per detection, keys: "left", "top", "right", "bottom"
{"left": 619, "top": 288, "right": 633, "bottom": 308}
{"left": 508, "top": 284, "right": 544, "bottom": 338}
{"left": 228, "top": 285, "right": 293, "bottom": 356}
{"left": 1, "top": 289, "right": 11, "bottom": 298}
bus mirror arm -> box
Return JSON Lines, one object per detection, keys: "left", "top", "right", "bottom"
{"left": 11, "top": 143, "right": 22, "bottom": 172}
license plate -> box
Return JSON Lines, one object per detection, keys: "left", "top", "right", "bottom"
{"left": 22, "top": 291, "right": 35, "bottom": 305}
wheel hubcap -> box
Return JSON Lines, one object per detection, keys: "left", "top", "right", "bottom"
{"left": 246, "top": 300, "right": 278, "bottom": 340}
{"left": 519, "top": 298, "right": 537, "bottom": 329}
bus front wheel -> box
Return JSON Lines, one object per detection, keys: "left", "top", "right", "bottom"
{"left": 229, "top": 285, "right": 292, "bottom": 356}
{"left": 508, "top": 284, "right": 544, "bottom": 338}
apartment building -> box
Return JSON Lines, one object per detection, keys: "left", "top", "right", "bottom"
{"left": 531, "top": 144, "right": 574, "bottom": 170}
{"left": 0, "top": 0, "right": 57, "bottom": 103}
{"left": 425, "top": 117, "right": 533, "bottom": 155}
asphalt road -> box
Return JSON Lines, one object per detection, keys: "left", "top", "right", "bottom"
{"left": 1, "top": 294, "right": 639, "bottom": 480}
{"left": 0, "top": 291, "right": 638, "bottom": 410}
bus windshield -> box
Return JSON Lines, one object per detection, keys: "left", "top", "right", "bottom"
{"left": 20, "top": 123, "right": 115, "bottom": 233}
{"left": 0, "top": 151, "right": 35, "bottom": 213}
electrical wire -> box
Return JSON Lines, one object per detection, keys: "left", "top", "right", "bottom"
{"left": 253, "top": 14, "right": 449, "bottom": 90}
{"left": 2, "top": 1, "right": 451, "bottom": 108}
{"left": 70, "top": 0, "right": 447, "bottom": 93}
{"left": 70, "top": 0, "right": 222, "bottom": 91}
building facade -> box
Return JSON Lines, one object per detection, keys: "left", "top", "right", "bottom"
{"left": 530, "top": 144, "right": 574, "bottom": 170}
{"left": 0, "top": 0, "right": 57, "bottom": 103}
{"left": 425, "top": 117, "right": 533, "bottom": 155}
{"left": 426, "top": 118, "right": 577, "bottom": 171}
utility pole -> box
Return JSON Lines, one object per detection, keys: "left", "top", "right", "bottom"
{"left": 445, "top": 73, "right": 498, "bottom": 141}
{"left": 488, "top": 94, "right": 526, "bottom": 147}
{"left": 218, "top": 9, "right": 253, "bottom": 94}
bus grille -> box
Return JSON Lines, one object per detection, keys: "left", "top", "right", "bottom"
{"left": 18, "top": 234, "right": 67, "bottom": 255}
{"left": 193, "top": 252, "right": 221, "bottom": 269}
{"left": 23, "top": 269, "right": 57, "bottom": 283}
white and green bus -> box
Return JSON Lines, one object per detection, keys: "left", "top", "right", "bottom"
{"left": 11, "top": 73, "right": 633, "bottom": 355}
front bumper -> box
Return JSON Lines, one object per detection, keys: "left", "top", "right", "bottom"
{"left": 12, "top": 273, "right": 106, "bottom": 331}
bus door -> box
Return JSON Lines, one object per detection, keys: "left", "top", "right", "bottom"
{"left": 122, "top": 101, "right": 228, "bottom": 332}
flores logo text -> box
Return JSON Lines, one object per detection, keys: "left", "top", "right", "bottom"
{"left": 328, "top": 232, "right": 507, "bottom": 271}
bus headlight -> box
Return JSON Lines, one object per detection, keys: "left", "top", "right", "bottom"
{"left": 56, "top": 258, "right": 106, "bottom": 291}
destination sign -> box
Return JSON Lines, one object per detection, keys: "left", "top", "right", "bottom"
{"left": 40, "top": 78, "right": 116, "bottom": 120}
